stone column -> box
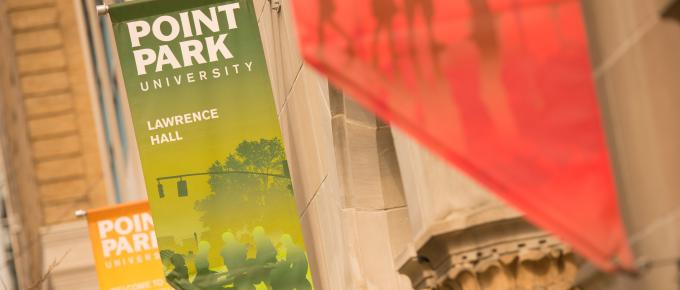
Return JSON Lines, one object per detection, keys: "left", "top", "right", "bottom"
{"left": 581, "top": 0, "right": 680, "bottom": 289}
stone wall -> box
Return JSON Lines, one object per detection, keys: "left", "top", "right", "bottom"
{"left": 581, "top": 0, "right": 680, "bottom": 289}
{"left": 257, "top": 1, "right": 414, "bottom": 288}
{"left": 0, "top": 0, "right": 44, "bottom": 286}
{"left": 0, "top": 0, "right": 112, "bottom": 286}
{"left": 2, "top": 0, "right": 109, "bottom": 224}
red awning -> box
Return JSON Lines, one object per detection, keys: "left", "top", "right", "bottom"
{"left": 291, "top": 0, "right": 633, "bottom": 270}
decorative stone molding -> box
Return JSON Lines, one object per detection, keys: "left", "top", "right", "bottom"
{"left": 397, "top": 245, "right": 438, "bottom": 289}
{"left": 391, "top": 128, "right": 581, "bottom": 290}
{"left": 398, "top": 216, "right": 580, "bottom": 290}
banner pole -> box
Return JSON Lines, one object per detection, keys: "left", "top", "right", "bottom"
{"left": 96, "top": 5, "right": 109, "bottom": 16}
{"left": 74, "top": 209, "right": 87, "bottom": 218}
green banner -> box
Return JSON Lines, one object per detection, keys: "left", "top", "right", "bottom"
{"left": 109, "top": 0, "right": 314, "bottom": 289}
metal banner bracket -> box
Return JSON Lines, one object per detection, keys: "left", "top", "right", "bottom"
{"left": 96, "top": 4, "right": 109, "bottom": 16}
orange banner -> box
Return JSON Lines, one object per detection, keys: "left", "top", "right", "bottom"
{"left": 86, "top": 201, "right": 171, "bottom": 290}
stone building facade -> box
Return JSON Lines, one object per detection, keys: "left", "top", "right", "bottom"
{"left": 580, "top": 0, "right": 680, "bottom": 289}
{"left": 0, "top": 0, "right": 108, "bottom": 287}
{"left": 258, "top": 0, "right": 680, "bottom": 289}
{"left": 0, "top": 0, "right": 678, "bottom": 289}
{"left": 259, "top": 1, "right": 578, "bottom": 289}
{"left": 0, "top": 0, "right": 145, "bottom": 287}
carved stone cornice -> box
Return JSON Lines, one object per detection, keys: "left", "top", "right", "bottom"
{"left": 398, "top": 207, "right": 579, "bottom": 290}
{"left": 397, "top": 245, "right": 438, "bottom": 289}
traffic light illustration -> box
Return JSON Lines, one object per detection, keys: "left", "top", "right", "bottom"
{"left": 156, "top": 160, "right": 292, "bottom": 199}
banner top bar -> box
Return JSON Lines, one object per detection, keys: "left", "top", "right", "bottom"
{"left": 96, "top": 4, "right": 109, "bottom": 15}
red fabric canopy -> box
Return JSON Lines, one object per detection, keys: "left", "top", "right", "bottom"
{"left": 291, "top": 0, "right": 633, "bottom": 270}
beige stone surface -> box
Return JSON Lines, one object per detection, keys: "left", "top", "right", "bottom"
{"left": 377, "top": 127, "right": 407, "bottom": 209}
{"left": 341, "top": 97, "right": 379, "bottom": 128}
{"left": 341, "top": 121, "right": 383, "bottom": 207}
{"left": 9, "top": 7, "right": 59, "bottom": 30}
{"left": 28, "top": 113, "right": 77, "bottom": 138}
{"left": 16, "top": 49, "right": 67, "bottom": 74}
{"left": 578, "top": 1, "right": 680, "bottom": 289}
{"left": 259, "top": 1, "right": 304, "bottom": 113}
{"left": 38, "top": 178, "right": 88, "bottom": 202}
{"left": 55, "top": 0, "right": 108, "bottom": 208}
{"left": 391, "top": 128, "right": 504, "bottom": 234}
{"left": 31, "top": 134, "right": 80, "bottom": 160}
{"left": 385, "top": 207, "right": 415, "bottom": 259}
{"left": 258, "top": 5, "right": 287, "bottom": 111}
{"left": 40, "top": 221, "right": 98, "bottom": 289}
{"left": 13, "top": 28, "right": 62, "bottom": 52}
{"left": 24, "top": 93, "right": 73, "bottom": 117}
{"left": 1, "top": 0, "right": 107, "bottom": 231}
{"left": 20, "top": 71, "right": 69, "bottom": 95}
{"left": 0, "top": 1, "right": 46, "bottom": 286}
{"left": 35, "top": 156, "right": 85, "bottom": 182}
{"left": 253, "top": 0, "right": 266, "bottom": 21}
{"left": 280, "top": 66, "right": 333, "bottom": 211}
{"left": 299, "top": 177, "right": 412, "bottom": 290}
{"left": 44, "top": 203, "right": 87, "bottom": 224}
{"left": 41, "top": 198, "right": 90, "bottom": 225}
{"left": 1, "top": 1, "right": 112, "bottom": 268}
{"left": 299, "top": 179, "right": 352, "bottom": 290}
{"left": 274, "top": 0, "right": 303, "bottom": 97}
{"left": 328, "top": 91, "right": 406, "bottom": 211}
{"left": 5, "top": 0, "right": 53, "bottom": 10}
{"left": 351, "top": 208, "right": 413, "bottom": 290}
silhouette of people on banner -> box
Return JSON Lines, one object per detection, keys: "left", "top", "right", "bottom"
{"left": 193, "top": 241, "right": 221, "bottom": 289}
{"left": 166, "top": 254, "right": 193, "bottom": 289}
{"left": 221, "top": 232, "right": 255, "bottom": 290}
{"left": 270, "top": 235, "right": 312, "bottom": 290}
{"left": 251, "top": 226, "right": 277, "bottom": 287}
{"left": 163, "top": 227, "right": 311, "bottom": 290}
